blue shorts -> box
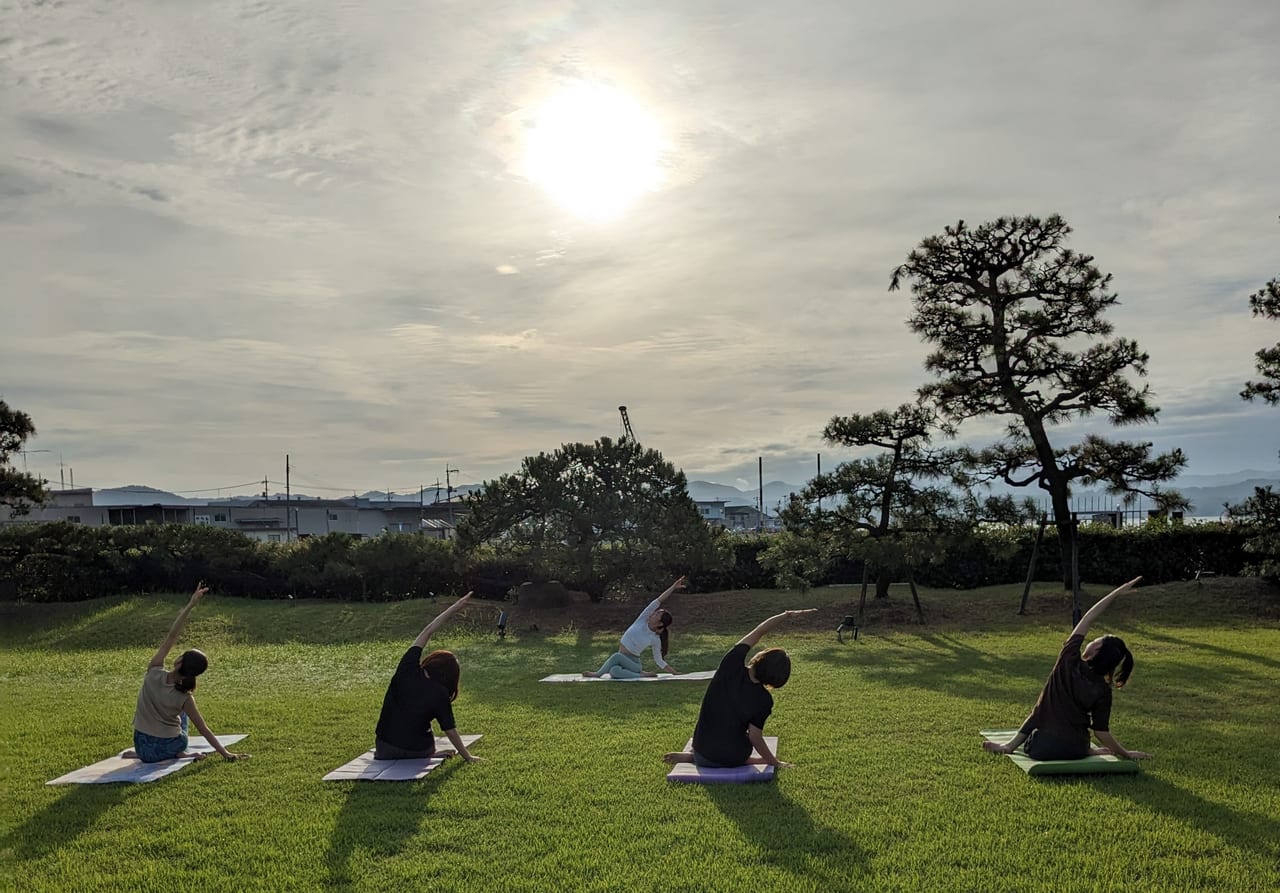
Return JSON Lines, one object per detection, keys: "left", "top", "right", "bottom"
{"left": 133, "top": 714, "right": 189, "bottom": 763}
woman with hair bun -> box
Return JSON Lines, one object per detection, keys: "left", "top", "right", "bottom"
{"left": 374, "top": 592, "right": 481, "bottom": 762}
{"left": 123, "top": 583, "right": 248, "bottom": 763}
{"left": 984, "top": 577, "right": 1152, "bottom": 762}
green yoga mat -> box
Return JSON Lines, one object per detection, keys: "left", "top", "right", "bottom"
{"left": 980, "top": 730, "right": 1141, "bottom": 776}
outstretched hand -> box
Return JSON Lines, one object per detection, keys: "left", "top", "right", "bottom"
{"left": 189, "top": 583, "right": 210, "bottom": 604}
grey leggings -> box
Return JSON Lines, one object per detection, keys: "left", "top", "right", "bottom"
{"left": 594, "top": 651, "right": 645, "bottom": 679}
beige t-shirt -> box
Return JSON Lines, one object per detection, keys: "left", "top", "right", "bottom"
{"left": 133, "top": 666, "right": 190, "bottom": 737}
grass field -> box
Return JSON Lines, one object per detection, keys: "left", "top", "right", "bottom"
{"left": 2, "top": 580, "right": 1278, "bottom": 892}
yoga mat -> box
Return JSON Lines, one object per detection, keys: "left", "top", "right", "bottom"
{"left": 980, "top": 729, "right": 1141, "bottom": 776}
{"left": 323, "top": 735, "right": 482, "bottom": 781}
{"left": 540, "top": 670, "right": 715, "bottom": 683}
{"left": 666, "top": 737, "right": 778, "bottom": 784}
{"left": 47, "top": 735, "right": 249, "bottom": 785}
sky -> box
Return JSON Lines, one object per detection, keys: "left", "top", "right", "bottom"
{"left": 2, "top": 0, "right": 1278, "bottom": 499}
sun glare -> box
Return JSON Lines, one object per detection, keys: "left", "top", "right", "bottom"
{"left": 523, "top": 83, "right": 665, "bottom": 222}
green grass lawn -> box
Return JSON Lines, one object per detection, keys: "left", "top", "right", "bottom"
{"left": 2, "top": 581, "right": 1278, "bottom": 892}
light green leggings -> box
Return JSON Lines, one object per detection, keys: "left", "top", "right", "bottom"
{"left": 594, "top": 651, "right": 645, "bottom": 679}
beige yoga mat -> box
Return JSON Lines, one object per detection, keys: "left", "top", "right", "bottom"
{"left": 47, "top": 735, "right": 249, "bottom": 785}
{"left": 323, "top": 735, "right": 483, "bottom": 781}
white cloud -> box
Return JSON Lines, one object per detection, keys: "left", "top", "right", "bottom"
{"left": 3, "top": 0, "right": 1279, "bottom": 491}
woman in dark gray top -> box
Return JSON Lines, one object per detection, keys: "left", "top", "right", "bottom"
{"left": 984, "top": 577, "right": 1152, "bottom": 762}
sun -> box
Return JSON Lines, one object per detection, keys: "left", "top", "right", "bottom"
{"left": 523, "top": 83, "right": 665, "bottom": 222}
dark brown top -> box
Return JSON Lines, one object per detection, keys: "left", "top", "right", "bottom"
{"left": 1019, "top": 633, "right": 1113, "bottom": 743}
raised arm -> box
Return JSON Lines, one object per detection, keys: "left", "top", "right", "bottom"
{"left": 149, "top": 583, "right": 209, "bottom": 668}
{"left": 1070, "top": 576, "right": 1142, "bottom": 639}
{"left": 412, "top": 592, "right": 474, "bottom": 649}
{"left": 737, "top": 608, "right": 817, "bottom": 648}
{"left": 655, "top": 575, "right": 687, "bottom": 606}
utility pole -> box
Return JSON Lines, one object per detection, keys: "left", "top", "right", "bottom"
{"left": 19, "top": 448, "right": 50, "bottom": 473}
{"left": 263, "top": 477, "right": 269, "bottom": 499}
{"left": 285, "top": 454, "right": 292, "bottom": 542}
{"left": 758, "top": 456, "right": 764, "bottom": 533}
{"left": 419, "top": 485, "right": 425, "bottom": 534}
{"left": 445, "top": 466, "right": 459, "bottom": 526}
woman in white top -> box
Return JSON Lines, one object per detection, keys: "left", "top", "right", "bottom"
{"left": 122, "top": 583, "right": 248, "bottom": 764}
{"left": 583, "top": 576, "right": 686, "bottom": 679}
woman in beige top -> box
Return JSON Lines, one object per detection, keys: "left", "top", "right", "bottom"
{"left": 123, "top": 583, "right": 249, "bottom": 763}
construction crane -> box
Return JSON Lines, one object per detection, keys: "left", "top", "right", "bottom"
{"left": 618, "top": 405, "right": 636, "bottom": 443}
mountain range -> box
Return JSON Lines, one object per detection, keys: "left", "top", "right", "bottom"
{"left": 80, "top": 470, "right": 1280, "bottom": 517}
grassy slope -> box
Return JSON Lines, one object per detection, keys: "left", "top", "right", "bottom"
{"left": 1, "top": 580, "right": 1278, "bottom": 892}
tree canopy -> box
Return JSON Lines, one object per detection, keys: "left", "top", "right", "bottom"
{"left": 1241, "top": 218, "right": 1280, "bottom": 405}
{"left": 1, "top": 399, "right": 49, "bottom": 516}
{"left": 777, "top": 403, "right": 1030, "bottom": 596}
{"left": 891, "top": 214, "right": 1185, "bottom": 586}
{"left": 456, "top": 437, "right": 725, "bottom": 599}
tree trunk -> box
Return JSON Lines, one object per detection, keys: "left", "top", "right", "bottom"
{"left": 874, "top": 569, "right": 892, "bottom": 599}
{"left": 1046, "top": 478, "right": 1075, "bottom": 590}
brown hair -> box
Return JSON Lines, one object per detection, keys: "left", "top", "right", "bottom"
{"left": 174, "top": 649, "right": 208, "bottom": 693}
{"left": 749, "top": 648, "right": 791, "bottom": 689}
{"left": 420, "top": 649, "right": 461, "bottom": 701}
{"left": 1086, "top": 635, "right": 1134, "bottom": 687}
{"left": 658, "top": 610, "right": 673, "bottom": 658}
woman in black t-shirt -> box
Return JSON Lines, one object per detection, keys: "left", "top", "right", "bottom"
{"left": 664, "top": 608, "right": 816, "bottom": 769}
{"left": 984, "top": 577, "right": 1152, "bottom": 762}
{"left": 374, "top": 592, "right": 482, "bottom": 762}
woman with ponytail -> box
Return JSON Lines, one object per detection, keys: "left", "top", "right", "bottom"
{"left": 583, "top": 576, "right": 686, "bottom": 679}
{"left": 984, "top": 577, "right": 1151, "bottom": 762}
{"left": 374, "top": 592, "right": 481, "bottom": 762}
{"left": 124, "top": 583, "right": 248, "bottom": 763}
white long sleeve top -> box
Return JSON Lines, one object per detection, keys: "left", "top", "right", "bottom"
{"left": 619, "top": 597, "right": 669, "bottom": 670}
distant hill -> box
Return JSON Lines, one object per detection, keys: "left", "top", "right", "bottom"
{"left": 687, "top": 471, "right": 1280, "bottom": 518}
{"left": 687, "top": 480, "right": 803, "bottom": 512}
{"left": 83, "top": 470, "right": 1280, "bottom": 516}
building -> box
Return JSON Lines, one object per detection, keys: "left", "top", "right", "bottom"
{"left": 0, "top": 489, "right": 461, "bottom": 540}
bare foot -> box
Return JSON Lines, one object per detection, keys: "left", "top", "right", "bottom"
{"left": 121, "top": 749, "right": 139, "bottom": 759}
{"left": 663, "top": 752, "right": 693, "bottom": 764}
{"left": 982, "top": 740, "right": 1011, "bottom": 754}
{"left": 176, "top": 751, "right": 207, "bottom": 761}
{"left": 582, "top": 671, "right": 600, "bottom": 678}
{"left": 641, "top": 671, "right": 657, "bottom": 678}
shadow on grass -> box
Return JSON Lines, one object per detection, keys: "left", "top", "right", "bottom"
{"left": 1, "top": 784, "right": 135, "bottom": 862}
{"left": 1081, "top": 773, "right": 1280, "bottom": 863}
{"left": 703, "top": 784, "right": 867, "bottom": 883}
{"left": 1129, "top": 625, "right": 1280, "bottom": 672}
{"left": 805, "top": 634, "right": 1052, "bottom": 702}
{"left": 325, "top": 760, "right": 463, "bottom": 888}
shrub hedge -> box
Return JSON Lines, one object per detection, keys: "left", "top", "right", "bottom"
{"left": 0, "top": 520, "right": 1261, "bottom": 602}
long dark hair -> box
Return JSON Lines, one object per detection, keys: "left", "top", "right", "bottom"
{"left": 421, "top": 650, "right": 461, "bottom": 701}
{"left": 658, "top": 610, "right": 673, "bottom": 657}
{"left": 1086, "top": 635, "right": 1134, "bottom": 687}
{"left": 174, "top": 649, "right": 208, "bottom": 693}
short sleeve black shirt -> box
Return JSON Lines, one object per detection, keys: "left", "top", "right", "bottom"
{"left": 375, "top": 646, "right": 457, "bottom": 751}
{"left": 691, "top": 643, "right": 774, "bottom": 767}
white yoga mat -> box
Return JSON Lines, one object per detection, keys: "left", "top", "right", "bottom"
{"left": 540, "top": 670, "right": 716, "bottom": 683}
{"left": 323, "top": 735, "right": 483, "bottom": 781}
{"left": 47, "top": 734, "right": 249, "bottom": 785}
{"left": 666, "top": 737, "right": 779, "bottom": 784}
